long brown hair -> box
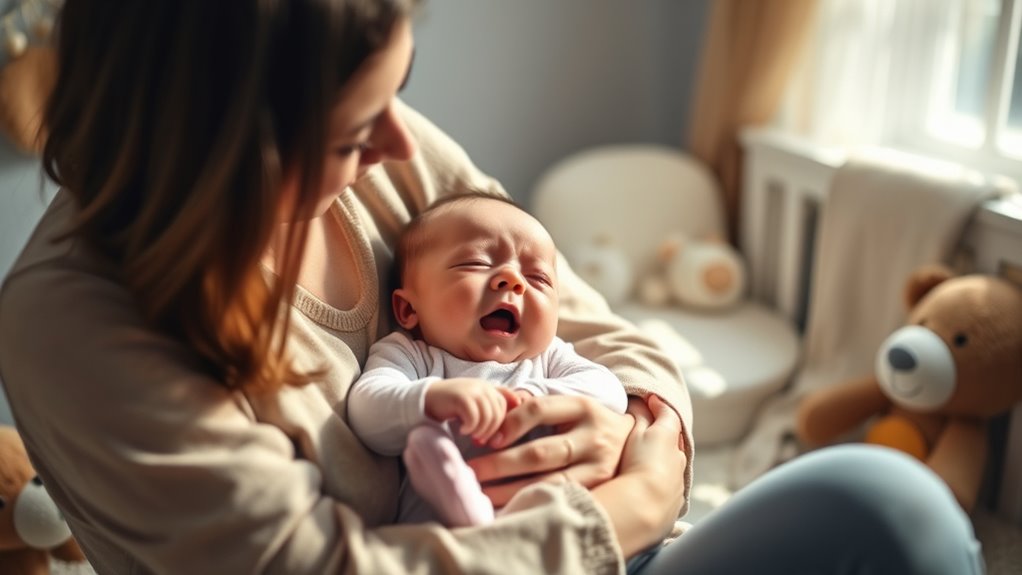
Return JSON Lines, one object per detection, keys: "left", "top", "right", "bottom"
{"left": 41, "top": 0, "right": 419, "bottom": 392}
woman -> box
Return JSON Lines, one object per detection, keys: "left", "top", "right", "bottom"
{"left": 0, "top": 1, "right": 983, "bottom": 574}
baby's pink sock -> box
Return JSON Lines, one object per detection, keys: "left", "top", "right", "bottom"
{"left": 403, "top": 425, "right": 495, "bottom": 527}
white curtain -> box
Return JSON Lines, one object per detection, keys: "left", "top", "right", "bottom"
{"left": 774, "top": 0, "right": 962, "bottom": 149}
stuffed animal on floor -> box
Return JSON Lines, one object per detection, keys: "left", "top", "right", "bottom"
{"left": 0, "top": 425, "right": 86, "bottom": 574}
{"left": 796, "top": 264, "right": 1022, "bottom": 512}
{"left": 569, "top": 234, "right": 634, "bottom": 307}
{"left": 638, "top": 233, "right": 746, "bottom": 310}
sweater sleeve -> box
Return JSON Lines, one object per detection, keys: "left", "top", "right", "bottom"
{"left": 347, "top": 332, "right": 437, "bottom": 456}
{"left": 0, "top": 260, "right": 624, "bottom": 575}
{"left": 555, "top": 256, "right": 695, "bottom": 516}
{"left": 513, "top": 337, "right": 629, "bottom": 415}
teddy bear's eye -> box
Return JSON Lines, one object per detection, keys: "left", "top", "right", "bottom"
{"left": 32, "top": 475, "right": 43, "bottom": 486}
{"left": 954, "top": 333, "right": 969, "bottom": 347}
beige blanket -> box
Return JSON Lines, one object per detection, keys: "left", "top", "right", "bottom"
{"left": 731, "top": 148, "right": 1008, "bottom": 487}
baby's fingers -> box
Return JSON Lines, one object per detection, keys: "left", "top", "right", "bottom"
{"left": 457, "top": 399, "right": 481, "bottom": 436}
{"left": 497, "top": 386, "right": 521, "bottom": 409}
{"left": 473, "top": 394, "right": 506, "bottom": 444}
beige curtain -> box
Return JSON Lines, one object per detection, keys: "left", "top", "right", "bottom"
{"left": 689, "top": 0, "right": 818, "bottom": 244}
{"left": 0, "top": 46, "right": 57, "bottom": 155}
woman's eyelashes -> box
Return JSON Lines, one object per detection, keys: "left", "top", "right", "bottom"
{"left": 334, "top": 141, "right": 371, "bottom": 157}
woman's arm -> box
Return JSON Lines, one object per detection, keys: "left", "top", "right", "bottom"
{"left": 0, "top": 256, "right": 628, "bottom": 574}
{"left": 555, "top": 257, "right": 694, "bottom": 451}
{"left": 592, "top": 395, "right": 687, "bottom": 556}
{"left": 472, "top": 395, "right": 687, "bottom": 557}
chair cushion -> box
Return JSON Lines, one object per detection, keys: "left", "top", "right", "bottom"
{"left": 617, "top": 301, "right": 800, "bottom": 446}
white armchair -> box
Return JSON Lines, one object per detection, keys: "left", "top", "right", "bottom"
{"left": 532, "top": 144, "right": 800, "bottom": 446}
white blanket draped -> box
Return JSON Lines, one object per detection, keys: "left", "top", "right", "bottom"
{"left": 731, "top": 148, "right": 1008, "bottom": 487}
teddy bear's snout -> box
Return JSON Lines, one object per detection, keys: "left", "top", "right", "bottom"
{"left": 13, "top": 476, "right": 73, "bottom": 550}
{"left": 887, "top": 347, "right": 917, "bottom": 371}
{"left": 876, "top": 325, "right": 956, "bottom": 411}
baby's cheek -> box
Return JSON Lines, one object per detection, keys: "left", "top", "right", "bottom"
{"left": 441, "top": 285, "right": 481, "bottom": 318}
{"left": 528, "top": 299, "right": 559, "bottom": 347}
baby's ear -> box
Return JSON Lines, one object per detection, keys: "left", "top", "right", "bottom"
{"left": 392, "top": 289, "right": 419, "bottom": 330}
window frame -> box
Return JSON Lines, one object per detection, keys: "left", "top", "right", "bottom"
{"left": 889, "top": 0, "right": 1022, "bottom": 183}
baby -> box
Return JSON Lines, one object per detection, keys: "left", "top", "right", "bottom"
{"left": 347, "top": 192, "right": 627, "bottom": 527}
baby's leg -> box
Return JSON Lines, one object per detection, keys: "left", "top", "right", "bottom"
{"left": 403, "top": 425, "right": 495, "bottom": 527}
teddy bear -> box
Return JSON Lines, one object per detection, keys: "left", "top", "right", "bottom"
{"left": 796, "top": 264, "right": 1022, "bottom": 512}
{"left": 0, "top": 424, "right": 86, "bottom": 574}
{"left": 637, "top": 233, "right": 746, "bottom": 311}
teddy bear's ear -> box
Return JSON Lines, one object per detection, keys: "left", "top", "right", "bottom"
{"left": 903, "top": 264, "right": 955, "bottom": 309}
{"left": 657, "top": 233, "right": 685, "bottom": 262}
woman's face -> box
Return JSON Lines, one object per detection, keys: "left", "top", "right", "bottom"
{"left": 282, "top": 18, "right": 416, "bottom": 219}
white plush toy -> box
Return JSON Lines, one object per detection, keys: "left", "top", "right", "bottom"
{"left": 569, "top": 235, "right": 633, "bottom": 307}
{"left": 639, "top": 234, "right": 746, "bottom": 311}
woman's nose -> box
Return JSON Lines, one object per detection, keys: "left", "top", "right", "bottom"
{"left": 490, "top": 269, "right": 525, "bottom": 295}
{"left": 361, "top": 103, "right": 416, "bottom": 165}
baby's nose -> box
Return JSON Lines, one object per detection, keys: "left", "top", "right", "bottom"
{"left": 490, "top": 269, "right": 526, "bottom": 295}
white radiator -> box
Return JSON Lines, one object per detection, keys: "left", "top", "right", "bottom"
{"left": 739, "top": 128, "right": 1022, "bottom": 525}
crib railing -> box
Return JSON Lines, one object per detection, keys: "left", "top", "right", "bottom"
{"left": 739, "top": 127, "right": 1022, "bottom": 525}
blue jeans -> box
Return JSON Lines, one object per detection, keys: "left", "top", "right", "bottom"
{"left": 627, "top": 444, "right": 984, "bottom": 575}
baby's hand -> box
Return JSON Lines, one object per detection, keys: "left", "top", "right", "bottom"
{"left": 425, "top": 378, "right": 518, "bottom": 444}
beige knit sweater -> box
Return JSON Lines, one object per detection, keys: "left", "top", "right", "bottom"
{"left": 0, "top": 102, "right": 692, "bottom": 574}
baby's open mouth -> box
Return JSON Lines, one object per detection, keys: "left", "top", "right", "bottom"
{"left": 480, "top": 308, "right": 519, "bottom": 335}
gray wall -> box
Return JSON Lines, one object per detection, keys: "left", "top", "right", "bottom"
{"left": 0, "top": 142, "right": 53, "bottom": 278}
{"left": 401, "top": 0, "right": 710, "bottom": 206}
{"left": 0, "top": 138, "right": 53, "bottom": 425}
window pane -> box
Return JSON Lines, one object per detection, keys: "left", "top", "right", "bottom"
{"left": 1005, "top": 18, "right": 1022, "bottom": 133}
{"left": 953, "top": 0, "right": 1000, "bottom": 119}
{"left": 928, "top": 0, "right": 1000, "bottom": 146}
{"left": 1001, "top": 2, "right": 1022, "bottom": 156}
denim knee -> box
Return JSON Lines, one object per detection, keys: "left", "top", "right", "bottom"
{"left": 782, "top": 444, "right": 984, "bottom": 575}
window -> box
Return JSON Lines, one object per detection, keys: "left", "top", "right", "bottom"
{"left": 778, "top": 0, "right": 1022, "bottom": 184}
{"left": 901, "top": 0, "right": 1022, "bottom": 179}
{"left": 929, "top": 0, "right": 1002, "bottom": 147}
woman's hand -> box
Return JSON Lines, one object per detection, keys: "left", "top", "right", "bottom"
{"left": 616, "top": 395, "right": 686, "bottom": 504}
{"left": 466, "top": 395, "right": 632, "bottom": 506}
{"left": 593, "top": 394, "right": 688, "bottom": 557}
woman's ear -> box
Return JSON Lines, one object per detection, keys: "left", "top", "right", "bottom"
{"left": 392, "top": 289, "right": 419, "bottom": 330}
